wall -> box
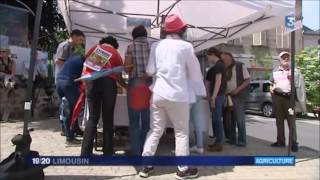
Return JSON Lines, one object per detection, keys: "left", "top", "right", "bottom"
{"left": 304, "top": 34, "right": 319, "bottom": 48}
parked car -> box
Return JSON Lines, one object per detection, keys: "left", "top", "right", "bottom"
{"left": 246, "top": 80, "right": 274, "bottom": 117}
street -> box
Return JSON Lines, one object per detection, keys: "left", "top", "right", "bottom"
{"left": 0, "top": 113, "right": 319, "bottom": 179}
{"left": 246, "top": 113, "right": 320, "bottom": 152}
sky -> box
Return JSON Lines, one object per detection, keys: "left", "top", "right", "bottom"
{"left": 302, "top": 0, "right": 320, "bottom": 30}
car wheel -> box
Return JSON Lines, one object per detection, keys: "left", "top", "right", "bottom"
{"left": 262, "top": 103, "right": 273, "bottom": 117}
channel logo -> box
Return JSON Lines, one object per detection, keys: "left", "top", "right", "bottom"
{"left": 254, "top": 156, "right": 295, "bottom": 166}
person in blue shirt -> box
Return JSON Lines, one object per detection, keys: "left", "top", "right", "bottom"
{"left": 56, "top": 55, "right": 84, "bottom": 145}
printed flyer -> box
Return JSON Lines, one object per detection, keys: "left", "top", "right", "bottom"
{"left": 84, "top": 45, "right": 112, "bottom": 71}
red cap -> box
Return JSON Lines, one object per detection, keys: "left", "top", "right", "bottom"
{"left": 163, "top": 14, "right": 187, "bottom": 33}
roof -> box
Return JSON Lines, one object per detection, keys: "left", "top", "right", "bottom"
{"left": 58, "top": 0, "right": 294, "bottom": 53}
{"left": 303, "top": 25, "right": 320, "bottom": 35}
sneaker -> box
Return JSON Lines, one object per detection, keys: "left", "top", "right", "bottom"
{"left": 291, "top": 142, "right": 299, "bottom": 152}
{"left": 66, "top": 138, "right": 81, "bottom": 146}
{"left": 74, "top": 131, "right": 83, "bottom": 137}
{"left": 270, "top": 142, "right": 285, "bottom": 147}
{"left": 139, "top": 166, "right": 154, "bottom": 178}
{"left": 175, "top": 168, "right": 198, "bottom": 180}
{"left": 190, "top": 146, "right": 204, "bottom": 154}
{"left": 207, "top": 143, "right": 223, "bottom": 152}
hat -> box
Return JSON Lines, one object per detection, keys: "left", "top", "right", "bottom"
{"left": 163, "top": 14, "right": 187, "bottom": 33}
{"left": 279, "top": 51, "right": 290, "bottom": 58}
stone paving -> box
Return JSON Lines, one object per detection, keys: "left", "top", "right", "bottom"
{"left": 0, "top": 118, "right": 319, "bottom": 180}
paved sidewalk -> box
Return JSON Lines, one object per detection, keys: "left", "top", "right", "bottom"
{"left": 1, "top": 119, "right": 319, "bottom": 180}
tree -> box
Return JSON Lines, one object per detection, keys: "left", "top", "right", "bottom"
{"left": 296, "top": 47, "right": 320, "bottom": 111}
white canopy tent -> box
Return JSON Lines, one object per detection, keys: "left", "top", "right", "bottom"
{"left": 58, "top": 0, "right": 294, "bottom": 54}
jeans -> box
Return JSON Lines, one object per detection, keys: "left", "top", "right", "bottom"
{"left": 190, "top": 97, "right": 204, "bottom": 148}
{"left": 229, "top": 96, "right": 247, "bottom": 145}
{"left": 81, "top": 77, "right": 117, "bottom": 156}
{"left": 211, "top": 95, "right": 225, "bottom": 144}
{"left": 56, "top": 76, "right": 80, "bottom": 139}
{"left": 127, "top": 78, "right": 152, "bottom": 155}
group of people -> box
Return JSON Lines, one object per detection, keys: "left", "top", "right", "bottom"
{"left": 54, "top": 14, "right": 306, "bottom": 179}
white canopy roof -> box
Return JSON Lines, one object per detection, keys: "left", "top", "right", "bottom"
{"left": 58, "top": 0, "right": 294, "bottom": 53}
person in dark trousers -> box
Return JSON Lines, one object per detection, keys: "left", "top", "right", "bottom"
{"left": 270, "top": 51, "right": 306, "bottom": 152}
{"left": 124, "top": 25, "right": 152, "bottom": 156}
{"left": 221, "top": 52, "right": 250, "bottom": 147}
{"left": 81, "top": 36, "right": 126, "bottom": 156}
{"left": 205, "top": 47, "right": 226, "bottom": 152}
{"left": 56, "top": 55, "right": 85, "bottom": 145}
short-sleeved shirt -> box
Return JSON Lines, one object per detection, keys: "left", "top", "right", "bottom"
{"left": 206, "top": 60, "right": 226, "bottom": 96}
{"left": 271, "top": 66, "right": 291, "bottom": 93}
{"left": 125, "top": 37, "right": 150, "bottom": 79}
{"left": 55, "top": 40, "right": 75, "bottom": 82}
{"left": 56, "top": 40, "right": 74, "bottom": 61}
{"left": 82, "top": 44, "right": 123, "bottom": 80}
{"left": 57, "top": 55, "right": 84, "bottom": 80}
{"left": 225, "top": 63, "right": 250, "bottom": 93}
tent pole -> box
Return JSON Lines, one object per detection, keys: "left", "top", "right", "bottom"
{"left": 288, "top": 31, "right": 295, "bottom": 156}
{"left": 23, "top": 0, "right": 43, "bottom": 136}
{"left": 156, "top": 0, "right": 160, "bottom": 24}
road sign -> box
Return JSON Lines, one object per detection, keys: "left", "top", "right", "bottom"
{"left": 284, "top": 15, "right": 303, "bottom": 33}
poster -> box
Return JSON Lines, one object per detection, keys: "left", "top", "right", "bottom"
{"left": 84, "top": 45, "right": 112, "bottom": 71}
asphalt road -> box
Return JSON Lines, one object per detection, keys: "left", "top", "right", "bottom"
{"left": 245, "top": 112, "right": 320, "bottom": 152}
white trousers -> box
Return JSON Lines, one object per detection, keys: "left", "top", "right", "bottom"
{"left": 142, "top": 93, "right": 190, "bottom": 171}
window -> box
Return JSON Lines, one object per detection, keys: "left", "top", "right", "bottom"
{"left": 276, "top": 26, "right": 290, "bottom": 48}
{"left": 252, "top": 32, "right": 267, "bottom": 46}
{"left": 227, "top": 38, "right": 242, "bottom": 45}
{"left": 253, "top": 32, "right": 262, "bottom": 46}
{"left": 262, "top": 83, "right": 271, "bottom": 92}
{"left": 250, "top": 83, "right": 260, "bottom": 93}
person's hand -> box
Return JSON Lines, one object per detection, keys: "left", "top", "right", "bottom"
{"left": 270, "top": 86, "right": 274, "bottom": 94}
{"left": 229, "top": 89, "right": 239, "bottom": 96}
{"left": 203, "top": 96, "right": 209, "bottom": 100}
{"left": 210, "top": 96, "right": 216, "bottom": 109}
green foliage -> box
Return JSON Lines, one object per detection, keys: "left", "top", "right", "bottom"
{"left": 296, "top": 47, "right": 320, "bottom": 110}
{"left": 73, "top": 45, "right": 85, "bottom": 56}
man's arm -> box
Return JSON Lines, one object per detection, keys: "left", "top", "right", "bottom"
{"left": 146, "top": 43, "right": 157, "bottom": 76}
{"left": 55, "top": 58, "right": 65, "bottom": 67}
{"left": 116, "top": 74, "right": 127, "bottom": 90}
{"left": 186, "top": 45, "right": 207, "bottom": 97}
{"left": 230, "top": 64, "right": 250, "bottom": 95}
{"left": 124, "top": 45, "right": 133, "bottom": 73}
{"left": 204, "top": 80, "right": 211, "bottom": 99}
{"left": 55, "top": 43, "right": 69, "bottom": 67}
{"left": 211, "top": 73, "right": 222, "bottom": 108}
{"left": 124, "top": 55, "right": 133, "bottom": 73}
{"left": 230, "top": 78, "right": 250, "bottom": 95}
